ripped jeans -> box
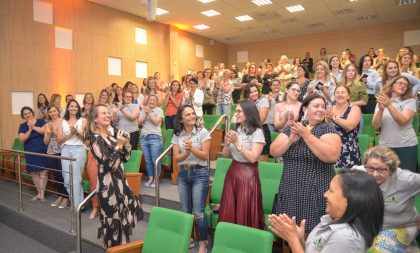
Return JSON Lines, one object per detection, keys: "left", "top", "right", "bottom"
{"left": 177, "top": 164, "right": 209, "bottom": 241}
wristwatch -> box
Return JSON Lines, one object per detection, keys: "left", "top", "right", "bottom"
{"left": 236, "top": 145, "right": 244, "bottom": 153}
{"left": 332, "top": 115, "right": 337, "bottom": 122}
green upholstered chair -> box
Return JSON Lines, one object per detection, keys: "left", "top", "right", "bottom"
{"left": 107, "top": 207, "right": 193, "bottom": 253}
{"left": 358, "top": 134, "right": 370, "bottom": 160}
{"left": 123, "top": 150, "right": 142, "bottom": 173}
{"left": 361, "top": 114, "right": 376, "bottom": 143}
{"left": 212, "top": 222, "right": 273, "bottom": 253}
{"left": 205, "top": 157, "right": 232, "bottom": 228}
{"left": 203, "top": 114, "right": 222, "bottom": 130}
{"left": 161, "top": 129, "right": 173, "bottom": 168}
{"left": 258, "top": 162, "right": 284, "bottom": 231}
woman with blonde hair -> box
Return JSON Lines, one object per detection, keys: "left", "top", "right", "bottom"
{"left": 372, "top": 48, "right": 389, "bottom": 77}
{"left": 340, "top": 51, "right": 351, "bottom": 70}
{"left": 307, "top": 61, "right": 336, "bottom": 105}
{"left": 397, "top": 47, "right": 419, "bottom": 79}
{"left": 81, "top": 93, "right": 95, "bottom": 118}
{"left": 341, "top": 63, "right": 368, "bottom": 107}
{"left": 275, "top": 55, "right": 292, "bottom": 88}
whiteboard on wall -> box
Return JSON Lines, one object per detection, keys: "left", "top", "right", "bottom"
{"left": 108, "top": 57, "right": 122, "bottom": 76}
{"left": 404, "top": 30, "right": 420, "bottom": 47}
{"left": 237, "top": 51, "right": 248, "bottom": 63}
{"left": 75, "top": 93, "right": 85, "bottom": 106}
{"left": 196, "top": 44, "right": 204, "bottom": 58}
{"left": 12, "top": 92, "right": 34, "bottom": 115}
{"left": 136, "top": 62, "right": 148, "bottom": 78}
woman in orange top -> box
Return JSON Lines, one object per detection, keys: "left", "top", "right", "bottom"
{"left": 165, "top": 80, "right": 183, "bottom": 129}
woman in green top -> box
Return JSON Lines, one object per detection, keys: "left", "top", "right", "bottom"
{"left": 341, "top": 63, "right": 368, "bottom": 107}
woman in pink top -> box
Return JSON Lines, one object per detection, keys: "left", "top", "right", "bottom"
{"left": 274, "top": 82, "right": 302, "bottom": 131}
{"left": 165, "top": 80, "right": 183, "bottom": 129}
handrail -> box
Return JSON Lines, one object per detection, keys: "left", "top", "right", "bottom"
{"left": 1, "top": 148, "right": 76, "bottom": 161}
{"left": 76, "top": 189, "right": 98, "bottom": 253}
{"left": 153, "top": 114, "right": 230, "bottom": 207}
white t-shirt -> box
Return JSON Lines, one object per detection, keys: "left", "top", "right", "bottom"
{"left": 229, "top": 126, "right": 265, "bottom": 162}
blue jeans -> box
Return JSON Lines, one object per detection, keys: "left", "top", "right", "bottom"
{"left": 140, "top": 134, "right": 163, "bottom": 177}
{"left": 61, "top": 145, "right": 87, "bottom": 209}
{"left": 177, "top": 165, "right": 209, "bottom": 241}
{"left": 216, "top": 104, "right": 231, "bottom": 116}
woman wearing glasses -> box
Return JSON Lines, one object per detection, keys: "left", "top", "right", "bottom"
{"left": 274, "top": 81, "right": 302, "bottom": 131}
{"left": 372, "top": 76, "right": 418, "bottom": 172}
{"left": 354, "top": 146, "right": 420, "bottom": 252}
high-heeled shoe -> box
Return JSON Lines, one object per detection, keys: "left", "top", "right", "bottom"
{"left": 89, "top": 208, "right": 98, "bottom": 219}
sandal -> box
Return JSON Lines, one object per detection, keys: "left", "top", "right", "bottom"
{"left": 31, "top": 196, "right": 40, "bottom": 201}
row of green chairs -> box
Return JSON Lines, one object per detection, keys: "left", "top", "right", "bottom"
{"left": 108, "top": 207, "right": 273, "bottom": 253}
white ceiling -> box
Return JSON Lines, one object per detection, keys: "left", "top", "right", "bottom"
{"left": 88, "top": 0, "right": 420, "bottom": 44}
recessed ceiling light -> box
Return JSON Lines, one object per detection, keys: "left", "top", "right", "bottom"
{"left": 235, "top": 15, "right": 253, "bottom": 21}
{"left": 225, "top": 36, "right": 237, "bottom": 41}
{"left": 193, "top": 24, "right": 210, "bottom": 30}
{"left": 198, "top": 0, "right": 216, "bottom": 3}
{"left": 335, "top": 8, "right": 353, "bottom": 16}
{"left": 399, "top": 0, "right": 416, "bottom": 5}
{"left": 308, "top": 22, "right": 325, "bottom": 28}
{"left": 358, "top": 15, "right": 377, "bottom": 21}
{"left": 348, "top": 0, "right": 358, "bottom": 2}
{"left": 156, "top": 8, "right": 169, "bottom": 16}
{"left": 201, "top": 10, "right": 221, "bottom": 17}
{"left": 251, "top": 0, "right": 272, "bottom": 6}
{"left": 286, "top": 5, "right": 305, "bottom": 13}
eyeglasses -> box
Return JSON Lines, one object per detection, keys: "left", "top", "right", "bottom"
{"left": 395, "top": 81, "right": 409, "bottom": 88}
{"left": 365, "top": 165, "right": 388, "bottom": 174}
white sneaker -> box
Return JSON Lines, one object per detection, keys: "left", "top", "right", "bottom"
{"left": 145, "top": 181, "right": 151, "bottom": 187}
{"left": 150, "top": 183, "right": 156, "bottom": 188}
{"left": 189, "top": 238, "right": 195, "bottom": 249}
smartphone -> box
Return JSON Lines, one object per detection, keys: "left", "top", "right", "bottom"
{"left": 316, "top": 82, "right": 324, "bottom": 91}
{"left": 359, "top": 74, "right": 368, "bottom": 82}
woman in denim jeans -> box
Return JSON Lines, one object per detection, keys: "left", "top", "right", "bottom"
{"left": 138, "top": 94, "right": 163, "bottom": 187}
{"left": 172, "top": 104, "right": 211, "bottom": 253}
{"left": 57, "top": 99, "right": 87, "bottom": 209}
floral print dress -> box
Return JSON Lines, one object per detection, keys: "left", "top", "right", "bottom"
{"left": 90, "top": 134, "right": 143, "bottom": 248}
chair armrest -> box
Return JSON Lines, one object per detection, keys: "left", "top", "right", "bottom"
{"left": 107, "top": 240, "right": 144, "bottom": 253}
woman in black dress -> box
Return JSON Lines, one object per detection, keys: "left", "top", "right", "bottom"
{"left": 270, "top": 94, "right": 341, "bottom": 233}
{"left": 87, "top": 104, "right": 142, "bottom": 248}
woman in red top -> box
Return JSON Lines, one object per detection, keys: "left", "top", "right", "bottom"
{"left": 165, "top": 80, "right": 183, "bottom": 129}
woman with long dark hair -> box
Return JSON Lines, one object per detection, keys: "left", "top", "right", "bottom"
{"left": 164, "top": 80, "right": 183, "bottom": 129}
{"left": 172, "top": 104, "right": 211, "bottom": 253}
{"left": 219, "top": 100, "right": 266, "bottom": 229}
{"left": 271, "top": 94, "right": 341, "bottom": 233}
{"left": 57, "top": 99, "right": 87, "bottom": 209}
{"left": 36, "top": 93, "right": 49, "bottom": 120}
{"left": 269, "top": 170, "right": 384, "bottom": 252}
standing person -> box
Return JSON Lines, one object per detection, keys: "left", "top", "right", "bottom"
{"left": 43, "top": 105, "right": 69, "bottom": 208}
{"left": 81, "top": 93, "right": 95, "bottom": 118}
{"left": 88, "top": 104, "right": 143, "bottom": 248}
{"left": 144, "top": 77, "right": 162, "bottom": 106}
{"left": 164, "top": 80, "right": 183, "bottom": 129}
{"left": 214, "top": 70, "right": 233, "bottom": 116}
{"left": 265, "top": 80, "right": 284, "bottom": 132}
{"left": 340, "top": 51, "right": 351, "bottom": 69}
{"left": 260, "top": 63, "right": 278, "bottom": 94}
{"left": 230, "top": 69, "right": 242, "bottom": 104}
{"left": 372, "top": 48, "right": 389, "bottom": 77}
{"left": 131, "top": 83, "right": 144, "bottom": 106}
{"left": 182, "top": 78, "right": 204, "bottom": 127}
{"left": 138, "top": 94, "right": 163, "bottom": 187}
{"left": 112, "top": 90, "right": 140, "bottom": 150}
{"left": 346, "top": 49, "right": 356, "bottom": 64}
{"left": 98, "top": 89, "right": 113, "bottom": 110}
{"left": 296, "top": 65, "right": 311, "bottom": 102}
{"left": 269, "top": 170, "right": 384, "bottom": 253}
{"left": 243, "top": 84, "right": 270, "bottom": 161}
{"left": 358, "top": 47, "right": 377, "bottom": 73}
{"left": 18, "top": 106, "right": 48, "bottom": 202}
{"left": 360, "top": 55, "right": 382, "bottom": 114}
{"left": 302, "top": 52, "right": 314, "bottom": 77}
{"left": 329, "top": 55, "right": 342, "bottom": 84}
{"left": 57, "top": 99, "right": 87, "bottom": 210}
{"left": 241, "top": 62, "right": 263, "bottom": 89}
{"left": 50, "top": 93, "right": 64, "bottom": 116}
{"left": 172, "top": 104, "right": 211, "bottom": 253}
{"left": 113, "top": 87, "right": 123, "bottom": 105}
{"left": 270, "top": 94, "right": 341, "bottom": 233}
{"left": 372, "top": 76, "right": 418, "bottom": 172}
{"left": 307, "top": 61, "right": 336, "bottom": 106}
{"left": 341, "top": 63, "right": 368, "bottom": 107}
{"left": 36, "top": 93, "right": 49, "bottom": 120}
{"left": 65, "top": 94, "right": 73, "bottom": 105}
{"left": 289, "top": 57, "right": 301, "bottom": 79}
{"left": 274, "top": 82, "right": 302, "bottom": 131}
{"left": 319, "top": 47, "right": 328, "bottom": 62}
{"left": 200, "top": 68, "right": 215, "bottom": 115}
{"left": 275, "top": 55, "right": 292, "bottom": 88}
{"left": 219, "top": 100, "right": 266, "bottom": 230}
{"left": 397, "top": 48, "right": 420, "bottom": 78}
{"left": 325, "top": 85, "right": 361, "bottom": 169}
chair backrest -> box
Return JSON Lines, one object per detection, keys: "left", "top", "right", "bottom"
{"left": 258, "top": 162, "right": 284, "bottom": 214}
{"left": 270, "top": 132, "right": 279, "bottom": 143}
{"left": 210, "top": 158, "right": 232, "bottom": 203}
{"left": 358, "top": 134, "right": 370, "bottom": 160}
{"left": 361, "top": 114, "right": 375, "bottom": 137}
{"left": 12, "top": 138, "right": 24, "bottom": 151}
{"left": 142, "top": 207, "right": 193, "bottom": 253}
{"left": 161, "top": 129, "right": 173, "bottom": 165}
{"left": 123, "top": 150, "right": 142, "bottom": 173}
{"left": 212, "top": 222, "right": 273, "bottom": 253}
{"left": 203, "top": 115, "right": 222, "bottom": 130}
{"left": 413, "top": 113, "right": 419, "bottom": 136}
